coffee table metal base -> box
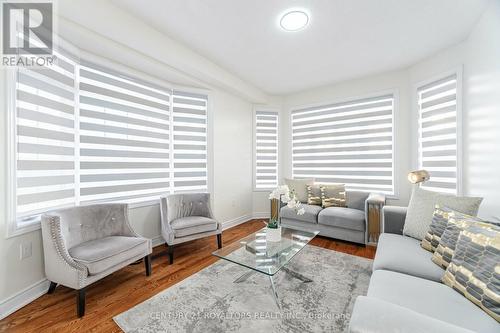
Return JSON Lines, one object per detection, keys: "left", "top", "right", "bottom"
{"left": 233, "top": 267, "right": 313, "bottom": 309}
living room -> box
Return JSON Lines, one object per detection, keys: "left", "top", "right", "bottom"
{"left": 0, "top": 0, "right": 499, "bottom": 332}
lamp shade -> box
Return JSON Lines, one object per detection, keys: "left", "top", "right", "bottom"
{"left": 407, "top": 170, "right": 430, "bottom": 184}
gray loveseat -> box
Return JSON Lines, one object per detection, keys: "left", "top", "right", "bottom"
{"left": 348, "top": 206, "right": 498, "bottom": 333}
{"left": 280, "top": 191, "right": 385, "bottom": 245}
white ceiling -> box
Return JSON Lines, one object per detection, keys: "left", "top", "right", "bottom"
{"left": 112, "top": 0, "right": 489, "bottom": 95}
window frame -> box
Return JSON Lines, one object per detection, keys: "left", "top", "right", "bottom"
{"left": 288, "top": 90, "right": 399, "bottom": 198}
{"left": 412, "top": 67, "right": 463, "bottom": 195}
{"left": 253, "top": 106, "right": 280, "bottom": 192}
{"left": 6, "top": 49, "right": 213, "bottom": 238}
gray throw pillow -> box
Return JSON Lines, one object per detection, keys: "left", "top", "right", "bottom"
{"left": 403, "top": 187, "right": 482, "bottom": 240}
{"left": 284, "top": 178, "right": 314, "bottom": 203}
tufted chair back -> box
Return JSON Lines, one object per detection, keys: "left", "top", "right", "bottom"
{"left": 46, "top": 203, "right": 131, "bottom": 250}
{"left": 161, "top": 193, "right": 213, "bottom": 225}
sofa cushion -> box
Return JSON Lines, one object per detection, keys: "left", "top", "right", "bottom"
{"left": 318, "top": 207, "right": 365, "bottom": 231}
{"left": 403, "top": 187, "right": 482, "bottom": 240}
{"left": 280, "top": 204, "right": 322, "bottom": 224}
{"left": 349, "top": 296, "right": 474, "bottom": 333}
{"left": 373, "top": 233, "right": 444, "bottom": 282}
{"left": 170, "top": 216, "right": 218, "bottom": 238}
{"left": 69, "top": 236, "right": 148, "bottom": 275}
{"left": 368, "top": 270, "right": 498, "bottom": 333}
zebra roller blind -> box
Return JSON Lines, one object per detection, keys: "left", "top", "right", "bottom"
{"left": 13, "top": 53, "right": 210, "bottom": 224}
{"left": 15, "top": 52, "right": 77, "bottom": 221}
{"left": 417, "top": 74, "right": 459, "bottom": 194}
{"left": 171, "top": 91, "right": 208, "bottom": 192}
{"left": 292, "top": 94, "right": 394, "bottom": 194}
{"left": 78, "top": 63, "right": 171, "bottom": 204}
{"left": 255, "top": 110, "right": 279, "bottom": 189}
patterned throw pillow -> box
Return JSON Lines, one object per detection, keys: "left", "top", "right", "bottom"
{"left": 431, "top": 210, "right": 485, "bottom": 269}
{"left": 403, "top": 187, "right": 483, "bottom": 240}
{"left": 284, "top": 178, "right": 314, "bottom": 203}
{"left": 421, "top": 205, "right": 453, "bottom": 252}
{"left": 320, "top": 184, "right": 346, "bottom": 208}
{"left": 306, "top": 184, "right": 322, "bottom": 206}
{"left": 442, "top": 223, "right": 500, "bottom": 322}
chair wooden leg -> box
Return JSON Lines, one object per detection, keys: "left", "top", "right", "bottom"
{"left": 47, "top": 281, "right": 57, "bottom": 294}
{"left": 77, "top": 288, "right": 86, "bottom": 318}
{"left": 144, "top": 254, "right": 152, "bottom": 276}
{"left": 168, "top": 245, "right": 174, "bottom": 264}
{"left": 217, "top": 233, "right": 222, "bottom": 249}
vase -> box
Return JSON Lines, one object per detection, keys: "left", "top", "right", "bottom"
{"left": 266, "top": 226, "right": 282, "bottom": 242}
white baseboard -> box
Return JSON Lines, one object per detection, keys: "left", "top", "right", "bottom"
{"left": 151, "top": 235, "right": 165, "bottom": 247}
{"left": 0, "top": 212, "right": 268, "bottom": 320}
{"left": 252, "top": 212, "right": 270, "bottom": 219}
{"left": 0, "top": 278, "right": 50, "bottom": 320}
{"left": 222, "top": 214, "right": 253, "bottom": 230}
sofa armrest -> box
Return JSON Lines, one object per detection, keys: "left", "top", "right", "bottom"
{"left": 366, "top": 193, "right": 386, "bottom": 206}
{"left": 41, "top": 214, "right": 88, "bottom": 289}
{"left": 382, "top": 206, "right": 407, "bottom": 235}
{"left": 160, "top": 196, "right": 175, "bottom": 244}
{"left": 349, "top": 296, "right": 474, "bottom": 333}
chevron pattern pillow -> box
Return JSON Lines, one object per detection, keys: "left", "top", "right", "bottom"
{"left": 421, "top": 205, "right": 453, "bottom": 252}
{"left": 432, "top": 210, "right": 498, "bottom": 269}
{"left": 442, "top": 222, "right": 500, "bottom": 322}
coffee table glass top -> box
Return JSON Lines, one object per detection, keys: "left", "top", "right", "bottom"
{"left": 212, "top": 226, "right": 319, "bottom": 276}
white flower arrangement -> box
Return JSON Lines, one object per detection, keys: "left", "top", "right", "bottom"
{"left": 269, "top": 185, "right": 305, "bottom": 216}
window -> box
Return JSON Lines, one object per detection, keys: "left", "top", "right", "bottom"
{"left": 14, "top": 51, "right": 77, "bottom": 226}
{"left": 9, "top": 52, "right": 209, "bottom": 232}
{"left": 291, "top": 94, "right": 394, "bottom": 195}
{"left": 254, "top": 110, "right": 279, "bottom": 190}
{"left": 417, "top": 73, "right": 459, "bottom": 194}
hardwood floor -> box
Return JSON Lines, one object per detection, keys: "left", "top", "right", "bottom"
{"left": 0, "top": 220, "right": 376, "bottom": 333}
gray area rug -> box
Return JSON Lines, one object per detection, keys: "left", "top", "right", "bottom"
{"left": 114, "top": 245, "right": 372, "bottom": 333}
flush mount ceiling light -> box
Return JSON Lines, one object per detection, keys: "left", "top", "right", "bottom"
{"left": 279, "top": 10, "right": 309, "bottom": 31}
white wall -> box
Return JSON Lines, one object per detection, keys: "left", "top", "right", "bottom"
{"left": 408, "top": 0, "right": 500, "bottom": 220}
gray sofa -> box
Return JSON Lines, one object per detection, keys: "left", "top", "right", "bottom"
{"left": 279, "top": 190, "right": 385, "bottom": 244}
{"left": 349, "top": 206, "right": 498, "bottom": 333}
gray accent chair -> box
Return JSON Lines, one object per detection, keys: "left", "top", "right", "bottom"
{"left": 348, "top": 206, "right": 498, "bottom": 333}
{"left": 160, "top": 193, "right": 222, "bottom": 264}
{"left": 280, "top": 191, "right": 385, "bottom": 244}
{"left": 41, "top": 204, "right": 152, "bottom": 317}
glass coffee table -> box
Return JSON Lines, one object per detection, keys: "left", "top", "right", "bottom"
{"left": 212, "top": 226, "right": 319, "bottom": 309}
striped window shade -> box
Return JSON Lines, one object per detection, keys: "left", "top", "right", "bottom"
{"left": 78, "top": 63, "right": 171, "bottom": 204}
{"left": 417, "top": 74, "right": 459, "bottom": 194}
{"left": 171, "top": 91, "right": 208, "bottom": 192}
{"left": 15, "top": 52, "right": 77, "bottom": 221}
{"left": 292, "top": 94, "right": 394, "bottom": 195}
{"left": 255, "top": 110, "right": 279, "bottom": 189}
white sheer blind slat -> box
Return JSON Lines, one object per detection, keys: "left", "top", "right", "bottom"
{"left": 417, "top": 74, "right": 458, "bottom": 194}
{"left": 292, "top": 95, "right": 394, "bottom": 194}
{"left": 255, "top": 110, "right": 278, "bottom": 189}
